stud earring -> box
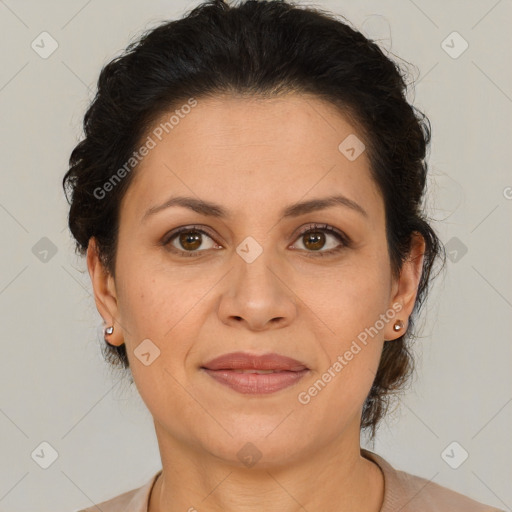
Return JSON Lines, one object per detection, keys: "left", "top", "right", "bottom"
{"left": 104, "top": 325, "right": 116, "bottom": 347}
{"left": 393, "top": 319, "right": 404, "bottom": 332}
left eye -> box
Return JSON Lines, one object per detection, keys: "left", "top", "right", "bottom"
{"left": 291, "top": 223, "right": 349, "bottom": 256}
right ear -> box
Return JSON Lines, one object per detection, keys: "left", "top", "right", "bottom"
{"left": 86, "top": 237, "right": 124, "bottom": 346}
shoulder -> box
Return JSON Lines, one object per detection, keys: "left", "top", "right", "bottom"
{"left": 362, "top": 449, "right": 504, "bottom": 512}
{"left": 74, "top": 470, "right": 161, "bottom": 512}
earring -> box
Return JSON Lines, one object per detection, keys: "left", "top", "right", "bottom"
{"left": 393, "top": 319, "right": 404, "bottom": 332}
{"left": 104, "top": 325, "right": 116, "bottom": 346}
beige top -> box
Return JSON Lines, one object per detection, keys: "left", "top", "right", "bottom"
{"left": 76, "top": 449, "right": 504, "bottom": 511}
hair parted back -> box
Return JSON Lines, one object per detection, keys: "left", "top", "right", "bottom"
{"left": 63, "top": 0, "right": 445, "bottom": 437}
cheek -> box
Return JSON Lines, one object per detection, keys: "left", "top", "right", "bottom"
{"left": 295, "top": 255, "right": 389, "bottom": 398}
{"left": 293, "top": 296, "right": 385, "bottom": 436}
{"left": 298, "top": 253, "right": 391, "bottom": 337}
{"left": 114, "top": 254, "right": 218, "bottom": 384}
{"left": 115, "top": 248, "right": 197, "bottom": 338}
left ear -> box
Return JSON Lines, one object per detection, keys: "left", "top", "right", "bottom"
{"left": 384, "top": 231, "right": 426, "bottom": 341}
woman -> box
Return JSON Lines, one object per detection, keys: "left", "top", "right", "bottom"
{"left": 63, "top": 1, "right": 503, "bottom": 510}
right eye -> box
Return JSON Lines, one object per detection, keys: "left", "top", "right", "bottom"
{"left": 162, "top": 226, "right": 220, "bottom": 257}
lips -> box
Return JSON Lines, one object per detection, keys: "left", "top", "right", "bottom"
{"left": 201, "top": 352, "right": 309, "bottom": 394}
{"left": 201, "top": 351, "right": 308, "bottom": 371}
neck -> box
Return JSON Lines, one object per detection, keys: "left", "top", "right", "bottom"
{"left": 148, "top": 425, "right": 384, "bottom": 512}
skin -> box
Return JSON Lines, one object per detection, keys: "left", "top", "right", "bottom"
{"left": 87, "top": 93, "right": 425, "bottom": 512}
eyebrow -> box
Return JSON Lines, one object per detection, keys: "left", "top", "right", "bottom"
{"left": 142, "top": 194, "right": 368, "bottom": 223}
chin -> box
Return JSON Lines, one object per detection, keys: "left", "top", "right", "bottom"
{"left": 194, "top": 425, "right": 317, "bottom": 470}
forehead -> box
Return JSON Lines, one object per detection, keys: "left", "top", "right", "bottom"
{"left": 120, "top": 93, "right": 383, "bottom": 225}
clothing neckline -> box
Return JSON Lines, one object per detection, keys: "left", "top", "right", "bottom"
{"left": 361, "top": 448, "right": 404, "bottom": 511}
{"left": 145, "top": 468, "right": 162, "bottom": 511}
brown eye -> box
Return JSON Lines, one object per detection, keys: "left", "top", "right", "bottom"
{"left": 178, "top": 230, "right": 203, "bottom": 251}
{"left": 292, "top": 223, "right": 350, "bottom": 256}
{"left": 302, "top": 230, "right": 327, "bottom": 251}
{"left": 162, "top": 223, "right": 350, "bottom": 258}
{"left": 163, "top": 226, "right": 218, "bottom": 257}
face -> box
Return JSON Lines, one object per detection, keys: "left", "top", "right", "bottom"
{"left": 88, "top": 93, "right": 424, "bottom": 468}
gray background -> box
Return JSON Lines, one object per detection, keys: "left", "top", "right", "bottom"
{"left": 0, "top": 0, "right": 511, "bottom": 510}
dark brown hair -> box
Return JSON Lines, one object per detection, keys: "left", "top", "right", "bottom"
{"left": 62, "top": 0, "right": 445, "bottom": 437}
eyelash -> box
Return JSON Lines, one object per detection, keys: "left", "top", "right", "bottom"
{"left": 161, "top": 223, "right": 351, "bottom": 258}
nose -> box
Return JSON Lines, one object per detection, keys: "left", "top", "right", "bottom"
{"left": 216, "top": 246, "right": 298, "bottom": 331}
